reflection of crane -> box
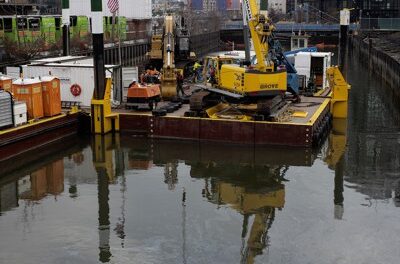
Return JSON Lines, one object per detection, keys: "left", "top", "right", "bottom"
{"left": 240, "top": 208, "right": 276, "bottom": 264}
{"left": 191, "top": 163, "right": 286, "bottom": 264}
{"left": 164, "top": 161, "right": 179, "bottom": 190}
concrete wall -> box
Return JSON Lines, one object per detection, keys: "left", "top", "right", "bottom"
{"left": 350, "top": 35, "right": 400, "bottom": 103}
{"left": 190, "top": 31, "right": 221, "bottom": 57}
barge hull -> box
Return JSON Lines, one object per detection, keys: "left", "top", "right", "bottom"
{"left": 0, "top": 113, "right": 80, "bottom": 162}
{"left": 119, "top": 98, "right": 331, "bottom": 147}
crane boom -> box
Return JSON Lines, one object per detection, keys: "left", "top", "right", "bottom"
{"left": 243, "top": 0, "right": 274, "bottom": 72}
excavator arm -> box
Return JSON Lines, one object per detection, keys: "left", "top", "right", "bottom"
{"left": 160, "top": 16, "right": 178, "bottom": 99}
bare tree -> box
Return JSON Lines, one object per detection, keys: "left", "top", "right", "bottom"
{"left": 4, "top": 37, "right": 46, "bottom": 60}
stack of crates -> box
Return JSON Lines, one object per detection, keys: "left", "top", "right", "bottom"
{"left": 12, "top": 78, "right": 44, "bottom": 120}
{"left": 41, "top": 76, "right": 61, "bottom": 117}
{"left": 13, "top": 102, "right": 28, "bottom": 126}
{"left": 0, "top": 76, "right": 12, "bottom": 93}
{"left": 0, "top": 90, "right": 13, "bottom": 130}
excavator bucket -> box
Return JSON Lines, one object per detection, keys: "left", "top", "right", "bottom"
{"left": 161, "top": 78, "right": 177, "bottom": 99}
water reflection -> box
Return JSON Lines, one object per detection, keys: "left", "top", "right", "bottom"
{"left": 121, "top": 135, "right": 343, "bottom": 263}
{"left": 0, "top": 158, "right": 65, "bottom": 214}
{"left": 0, "top": 130, "right": 348, "bottom": 263}
{"left": 189, "top": 161, "right": 285, "bottom": 263}
{"left": 345, "top": 51, "right": 400, "bottom": 206}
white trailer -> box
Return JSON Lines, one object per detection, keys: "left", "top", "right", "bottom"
{"left": 22, "top": 56, "right": 121, "bottom": 108}
{"left": 293, "top": 52, "right": 333, "bottom": 89}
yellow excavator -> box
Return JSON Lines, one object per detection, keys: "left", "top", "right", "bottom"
{"left": 189, "top": 0, "right": 288, "bottom": 117}
{"left": 148, "top": 15, "right": 195, "bottom": 100}
{"left": 160, "top": 16, "right": 177, "bottom": 99}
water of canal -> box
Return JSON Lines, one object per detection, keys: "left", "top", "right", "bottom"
{"left": 0, "top": 52, "right": 399, "bottom": 264}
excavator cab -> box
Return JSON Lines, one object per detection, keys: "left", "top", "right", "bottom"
{"left": 202, "top": 56, "right": 235, "bottom": 86}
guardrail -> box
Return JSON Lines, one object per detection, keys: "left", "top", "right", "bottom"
{"left": 221, "top": 22, "right": 359, "bottom": 32}
{"left": 360, "top": 18, "right": 400, "bottom": 30}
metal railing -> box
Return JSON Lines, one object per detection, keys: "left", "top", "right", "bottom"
{"left": 360, "top": 18, "right": 400, "bottom": 30}
{"left": 221, "top": 21, "right": 359, "bottom": 32}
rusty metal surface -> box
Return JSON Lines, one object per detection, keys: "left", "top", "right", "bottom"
{"left": 0, "top": 114, "right": 80, "bottom": 162}
{"left": 119, "top": 96, "right": 332, "bottom": 147}
{"left": 119, "top": 113, "right": 319, "bottom": 147}
{"left": 0, "top": 134, "right": 83, "bottom": 178}
{"left": 119, "top": 114, "right": 151, "bottom": 135}
{"left": 255, "top": 123, "right": 311, "bottom": 147}
{"left": 154, "top": 117, "right": 200, "bottom": 140}
{"left": 199, "top": 119, "right": 255, "bottom": 144}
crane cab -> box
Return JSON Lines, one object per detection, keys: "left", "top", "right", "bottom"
{"left": 202, "top": 56, "right": 235, "bottom": 86}
{"left": 202, "top": 56, "right": 287, "bottom": 98}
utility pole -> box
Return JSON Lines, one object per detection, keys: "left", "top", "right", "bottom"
{"left": 62, "top": 0, "right": 70, "bottom": 56}
{"left": 15, "top": 5, "right": 20, "bottom": 46}
{"left": 91, "top": 0, "right": 116, "bottom": 135}
{"left": 91, "top": 0, "right": 106, "bottom": 100}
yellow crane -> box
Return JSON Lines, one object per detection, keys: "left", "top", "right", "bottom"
{"left": 190, "top": 0, "right": 287, "bottom": 116}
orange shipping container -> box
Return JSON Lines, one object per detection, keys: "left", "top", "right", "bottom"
{"left": 41, "top": 76, "right": 61, "bottom": 117}
{"left": 12, "top": 78, "right": 44, "bottom": 119}
{"left": 0, "top": 76, "right": 12, "bottom": 93}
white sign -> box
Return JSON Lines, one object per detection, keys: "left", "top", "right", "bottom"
{"left": 340, "top": 9, "right": 350, "bottom": 26}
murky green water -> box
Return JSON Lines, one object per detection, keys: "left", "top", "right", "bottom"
{"left": 1, "top": 54, "right": 399, "bottom": 264}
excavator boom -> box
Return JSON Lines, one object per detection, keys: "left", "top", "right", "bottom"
{"left": 161, "top": 16, "right": 178, "bottom": 99}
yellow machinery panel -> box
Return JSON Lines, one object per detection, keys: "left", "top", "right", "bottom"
{"left": 219, "top": 65, "right": 245, "bottom": 93}
{"left": 220, "top": 64, "right": 287, "bottom": 96}
{"left": 327, "top": 66, "right": 351, "bottom": 118}
{"left": 91, "top": 78, "right": 120, "bottom": 134}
